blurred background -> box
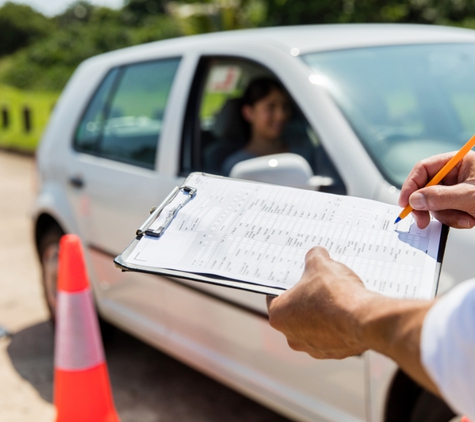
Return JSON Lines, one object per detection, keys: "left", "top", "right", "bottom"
{"left": 3, "top": 0, "right": 475, "bottom": 154}
{"left": 2, "top": 2, "right": 475, "bottom": 421}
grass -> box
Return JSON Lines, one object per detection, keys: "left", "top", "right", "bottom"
{"left": 0, "top": 84, "right": 60, "bottom": 153}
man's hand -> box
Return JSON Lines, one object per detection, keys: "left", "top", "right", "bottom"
{"left": 267, "top": 247, "right": 438, "bottom": 393}
{"left": 399, "top": 151, "right": 475, "bottom": 229}
{"left": 267, "top": 247, "right": 372, "bottom": 359}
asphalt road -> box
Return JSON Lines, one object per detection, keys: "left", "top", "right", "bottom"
{"left": 0, "top": 150, "right": 290, "bottom": 422}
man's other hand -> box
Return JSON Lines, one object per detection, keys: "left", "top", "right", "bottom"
{"left": 266, "top": 247, "right": 371, "bottom": 359}
{"left": 266, "top": 247, "right": 437, "bottom": 393}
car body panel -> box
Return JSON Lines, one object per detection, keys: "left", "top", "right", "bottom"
{"left": 33, "top": 24, "right": 475, "bottom": 422}
{"left": 101, "top": 275, "right": 366, "bottom": 422}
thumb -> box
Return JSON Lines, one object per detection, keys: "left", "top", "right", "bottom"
{"left": 304, "top": 246, "right": 330, "bottom": 270}
{"left": 409, "top": 183, "right": 475, "bottom": 215}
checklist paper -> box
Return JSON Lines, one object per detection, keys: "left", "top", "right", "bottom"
{"left": 120, "top": 173, "right": 446, "bottom": 299}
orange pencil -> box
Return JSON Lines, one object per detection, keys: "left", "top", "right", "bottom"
{"left": 395, "top": 134, "right": 475, "bottom": 223}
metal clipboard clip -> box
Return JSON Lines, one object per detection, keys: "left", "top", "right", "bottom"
{"left": 136, "top": 185, "right": 197, "bottom": 237}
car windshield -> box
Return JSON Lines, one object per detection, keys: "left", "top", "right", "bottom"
{"left": 302, "top": 43, "right": 475, "bottom": 187}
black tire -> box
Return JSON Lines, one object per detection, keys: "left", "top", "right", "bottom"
{"left": 410, "top": 391, "right": 457, "bottom": 422}
{"left": 386, "top": 370, "right": 460, "bottom": 422}
{"left": 38, "top": 225, "right": 63, "bottom": 321}
{"left": 38, "top": 226, "right": 116, "bottom": 340}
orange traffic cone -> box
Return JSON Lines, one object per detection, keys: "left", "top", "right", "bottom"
{"left": 54, "top": 234, "right": 120, "bottom": 422}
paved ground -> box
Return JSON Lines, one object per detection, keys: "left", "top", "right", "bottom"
{"left": 0, "top": 151, "right": 290, "bottom": 422}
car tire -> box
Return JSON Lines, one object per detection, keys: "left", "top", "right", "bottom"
{"left": 410, "top": 390, "right": 457, "bottom": 422}
{"left": 38, "top": 225, "right": 115, "bottom": 340}
{"left": 38, "top": 225, "right": 63, "bottom": 320}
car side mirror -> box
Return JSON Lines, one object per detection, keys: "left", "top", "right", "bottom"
{"left": 229, "top": 153, "right": 334, "bottom": 190}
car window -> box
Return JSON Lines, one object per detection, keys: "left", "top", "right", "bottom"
{"left": 183, "top": 57, "right": 345, "bottom": 194}
{"left": 75, "top": 67, "right": 120, "bottom": 153}
{"left": 303, "top": 43, "right": 475, "bottom": 187}
{"left": 75, "top": 58, "right": 180, "bottom": 169}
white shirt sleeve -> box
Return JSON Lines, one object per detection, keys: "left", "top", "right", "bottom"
{"left": 421, "top": 278, "right": 475, "bottom": 419}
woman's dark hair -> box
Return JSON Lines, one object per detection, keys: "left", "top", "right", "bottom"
{"left": 242, "top": 77, "right": 287, "bottom": 106}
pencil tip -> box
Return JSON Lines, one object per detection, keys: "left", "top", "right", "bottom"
{"left": 394, "top": 217, "right": 401, "bottom": 224}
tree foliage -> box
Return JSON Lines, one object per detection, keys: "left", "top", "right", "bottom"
{"left": 122, "top": 0, "right": 169, "bottom": 23}
{"left": 0, "top": 2, "right": 54, "bottom": 57}
{"left": 264, "top": 0, "right": 475, "bottom": 26}
{"left": 0, "top": 1, "right": 181, "bottom": 90}
{"left": 3, "top": 0, "right": 475, "bottom": 91}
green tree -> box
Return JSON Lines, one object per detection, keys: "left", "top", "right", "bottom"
{"left": 263, "top": 0, "right": 475, "bottom": 26}
{"left": 0, "top": 2, "right": 55, "bottom": 57}
{"left": 0, "top": 3, "right": 181, "bottom": 90}
{"left": 122, "top": 0, "right": 169, "bottom": 24}
{"left": 56, "top": 1, "right": 95, "bottom": 26}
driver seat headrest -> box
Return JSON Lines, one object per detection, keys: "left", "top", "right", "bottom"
{"left": 210, "top": 97, "right": 248, "bottom": 143}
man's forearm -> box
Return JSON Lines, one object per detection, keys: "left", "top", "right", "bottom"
{"left": 357, "top": 294, "right": 439, "bottom": 394}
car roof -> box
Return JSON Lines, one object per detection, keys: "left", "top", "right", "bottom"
{"left": 243, "top": 23, "right": 475, "bottom": 53}
{"left": 86, "top": 24, "right": 475, "bottom": 67}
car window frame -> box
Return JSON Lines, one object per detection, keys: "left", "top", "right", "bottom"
{"left": 179, "top": 54, "right": 347, "bottom": 195}
{"left": 181, "top": 55, "right": 281, "bottom": 176}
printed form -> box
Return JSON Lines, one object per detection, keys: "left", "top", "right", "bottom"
{"left": 125, "top": 174, "right": 444, "bottom": 300}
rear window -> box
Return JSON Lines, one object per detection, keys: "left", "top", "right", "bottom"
{"left": 75, "top": 58, "right": 180, "bottom": 169}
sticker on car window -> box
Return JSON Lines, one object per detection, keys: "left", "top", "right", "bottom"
{"left": 206, "top": 66, "right": 241, "bottom": 93}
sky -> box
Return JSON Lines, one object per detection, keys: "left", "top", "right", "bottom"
{"left": 0, "top": 0, "right": 125, "bottom": 16}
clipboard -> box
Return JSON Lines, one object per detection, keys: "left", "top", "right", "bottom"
{"left": 115, "top": 237, "right": 286, "bottom": 296}
{"left": 114, "top": 173, "right": 448, "bottom": 298}
{"left": 115, "top": 174, "right": 286, "bottom": 295}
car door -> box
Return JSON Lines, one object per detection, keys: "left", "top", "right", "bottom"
{"left": 64, "top": 57, "right": 182, "bottom": 327}
{"left": 156, "top": 53, "right": 367, "bottom": 422}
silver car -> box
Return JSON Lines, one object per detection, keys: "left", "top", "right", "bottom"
{"left": 34, "top": 24, "right": 475, "bottom": 421}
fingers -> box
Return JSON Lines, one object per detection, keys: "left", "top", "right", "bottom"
{"left": 304, "top": 246, "right": 330, "bottom": 270}
{"left": 287, "top": 338, "right": 304, "bottom": 352}
{"left": 408, "top": 184, "right": 475, "bottom": 228}
{"left": 399, "top": 175, "right": 424, "bottom": 208}
{"left": 431, "top": 210, "right": 475, "bottom": 229}
{"left": 411, "top": 210, "right": 431, "bottom": 229}
{"left": 266, "top": 294, "right": 283, "bottom": 333}
{"left": 268, "top": 247, "right": 332, "bottom": 330}
{"left": 266, "top": 295, "right": 276, "bottom": 310}
{"left": 266, "top": 245, "right": 369, "bottom": 360}
{"left": 399, "top": 151, "right": 475, "bottom": 229}
{"left": 411, "top": 183, "right": 474, "bottom": 211}
{"left": 409, "top": 183, "right": 475, "bottom": 224}
{"left": 399, "top": 152, "right": 458, "bottom": 207}
{"left": 267, "top": 290, "right": 293, "bottom": 332}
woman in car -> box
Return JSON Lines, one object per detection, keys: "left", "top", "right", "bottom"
{"left": 222, "top": 77, "right": 292, "bottom": 176}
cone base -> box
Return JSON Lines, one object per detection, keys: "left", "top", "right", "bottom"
{"left": 55, "top": 363, "right": 120, "bottom": 422}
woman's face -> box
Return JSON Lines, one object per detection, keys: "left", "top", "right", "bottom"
{"left": 243, "top": 89, "right": 291, "bottom": 141}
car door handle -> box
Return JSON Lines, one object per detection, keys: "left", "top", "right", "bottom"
{"left": 69, "top": 176, "right": 84, "bottom": 189}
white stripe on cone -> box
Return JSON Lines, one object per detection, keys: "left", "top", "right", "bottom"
{"left": 54, "top": 288, "right": 105, "bottom": 371}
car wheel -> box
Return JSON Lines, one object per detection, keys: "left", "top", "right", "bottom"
{"left": 38, "top": 225, "right": 63, "bottom": 320}
{"left": 410, "top": 390, "right": 457, "bottom": 422}
{"left": 38, "top": 226, "right": 116, "bottom": 341}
